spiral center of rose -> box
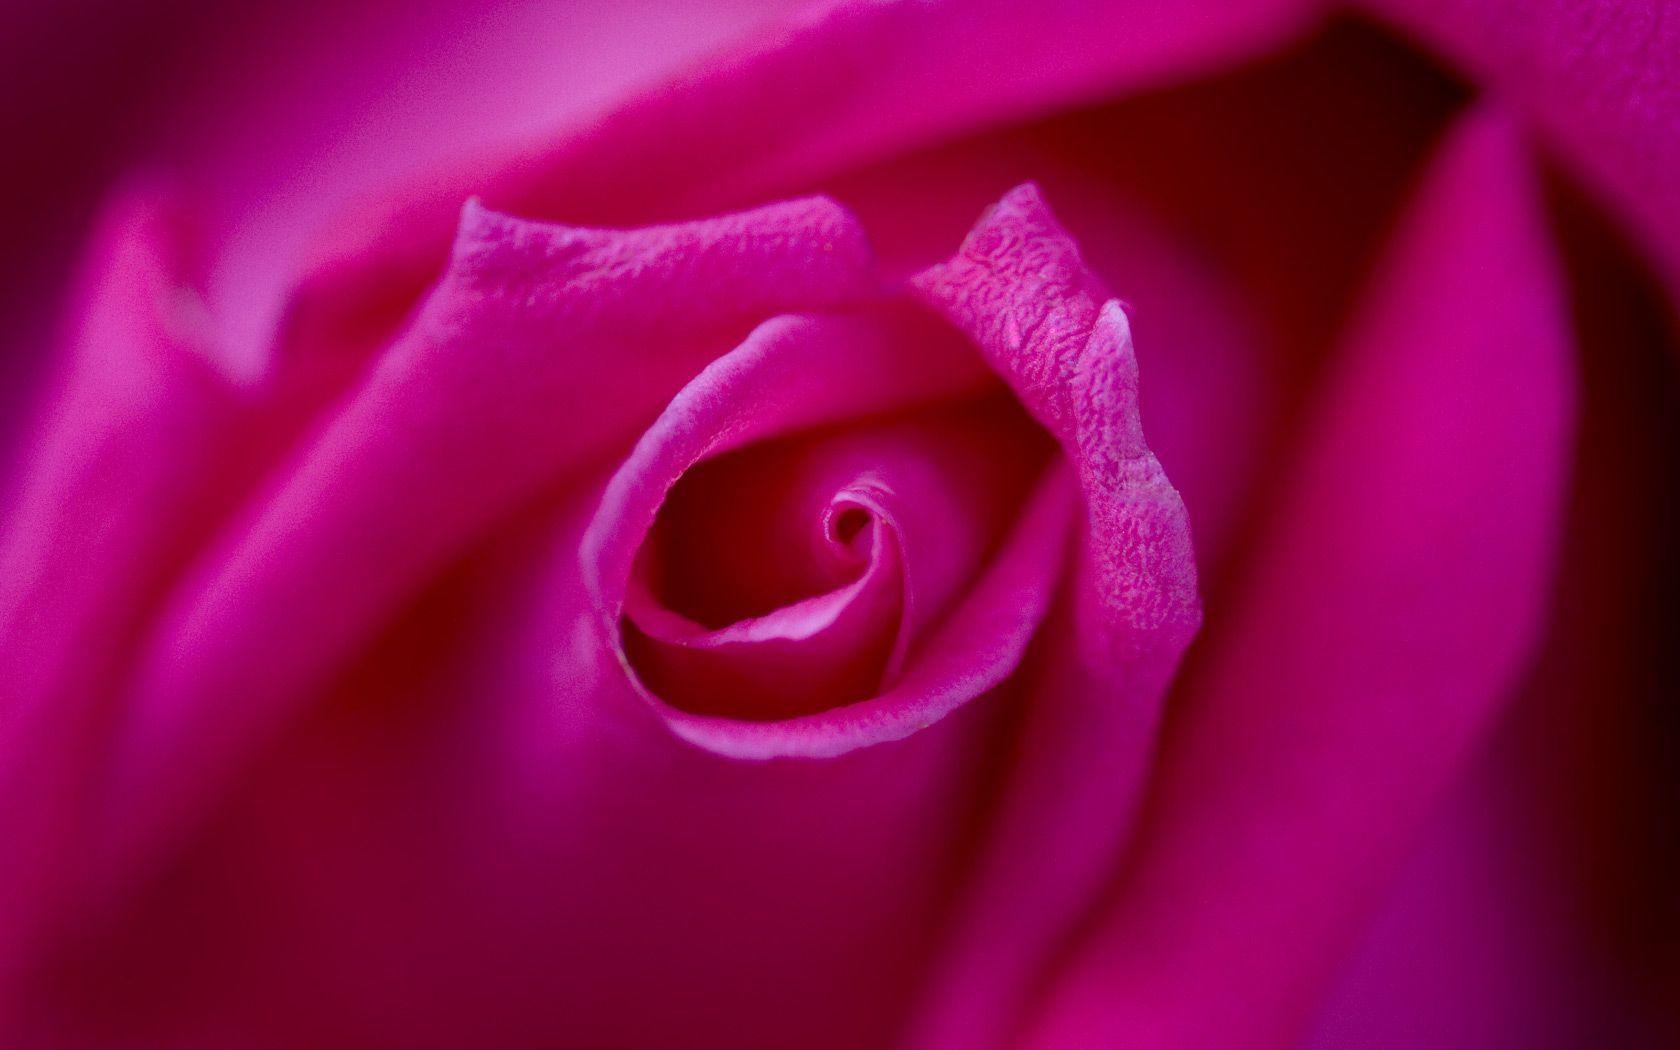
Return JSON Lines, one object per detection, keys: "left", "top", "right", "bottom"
{"left": 620, "top": 393, "right": 1051, "bottom": 721}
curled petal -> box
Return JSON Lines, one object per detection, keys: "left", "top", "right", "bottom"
{"left": 623, "top": 518, "right": 906, "bottom": 722}
{"left": 905, "top": 184, "right": 1200, "bottom": 1049}
{"left": 912, "top": 183, "right": 1200, "bottom": 657}
{"left": 664, "top": 463, "right": 1076, "bottom": 760}
{"left": 583, "top": 305, "right": 1070, "bottom": 757}
{"left": 1021, "top": 106, "right": 1575, "bottom": 1050}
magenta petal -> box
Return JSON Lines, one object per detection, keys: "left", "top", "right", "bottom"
{"left": 911, "top": 185, "right": 1200, "bottom": 661}
{"left": 1305, "top": 744, "right": 1622, "bottom": 1050}
{"left": 904, "top": 185, "right": 1200, "bottom": 1049}
{"left": 1365, "top": 0, "right": 1680, "bottom": 307}
{"left": 87, "top": 196, "right": 875, "bottom": 892}
{"left": 22, "top": 472, "right": 1017, "bottom": 1047}
{"left": 294, "top": 0, "right": 1325, "bottom": 351}
{"left": 0, "top": 189, "right": 235, "bottom": 1003}
{"left": 622, "top": 401, "right": 1051, "bottom": 722}
{"left": 583, "top": 304, "right": 1071, "bottom": 756}
{"left": 1020, "top": 107, "right": 1576, "bottom": 1049}
{"left": 623, "top": 523, "right": 906, "bottom": 722}
{"left": 661, "top": 463, "right": 1077, "bottom": 760}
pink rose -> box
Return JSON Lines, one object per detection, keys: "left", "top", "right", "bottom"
{"left": 2, "top": 2, "right": 1676, "bottom": 1048}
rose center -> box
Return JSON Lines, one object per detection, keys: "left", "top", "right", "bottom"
{"left": 621, "top": 393, "right": 1051, "bottom": 721}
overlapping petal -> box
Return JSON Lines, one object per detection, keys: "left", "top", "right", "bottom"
{"left": 582, "top": 303, "right": 1071, "bottom": 757}
{"left": 0, "top": 189, "right": 236, "bottom": 1015}
{"left": 906, "top": 184, "right": 1200, "bottom": 1049}
{"left": 285, "top": 0, "right": 1328, "bottom": 371}
{"left": 87, "top": 195, "right": 875, "bottom": 893}
{"left": 0, "top": 0, "right": 1652, "bottom": 1044}
{"left": 1365, "top": 0, "right": 1680, "bottom": 309}
{"left": 1020, "top": 106, "right": 1575, "bottom": 1050}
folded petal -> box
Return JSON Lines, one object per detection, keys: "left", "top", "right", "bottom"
{"left": 904, "top": 184, "right": 1200, "bottom": 1048}
{"left": 1020, "top": 106, "right": 1575, "bottom": 1049}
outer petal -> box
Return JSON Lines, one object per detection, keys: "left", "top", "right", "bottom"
{"left": 18, "top": 472, "right": 1014, "bottom": 1049}
{"left": 905, "top": 185, "right": 1200, "bottom": 1049}
{"left": 1364, "top": 0, "right": 1680, "bottom": 310}
{"left": 285, "top": 0, "right": 1327, "bottom": 369}
{"left": 1020, "top": 106, "right": 1575, "bottom": 1049}
{"left": 20, "top": 367, "right": 1062, "bottom": 1047}
{"left": 84, "top": 196, "right": 875, "bottom": 897}
{"left": 1304, "top": 738, "right": 1651, "bottom": 1049}
{"left": 0, "top": 190, "right": 235, "bottom": 1014}
{"left": 1306, "top": 174, "right": 1680, "bottom": 1050}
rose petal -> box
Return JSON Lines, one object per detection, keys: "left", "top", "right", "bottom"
{"left": 621, "top": 395, "right": 1049, "bottom": 721}
{"left": 0, "top": 189, "right": 235, "bottom": 1006}
{"left": 1304, "top": 742, "right": 1633, "bottom": 1049}
{"left": 623, "top": 526, "right": 906, "bottom": 721}
{"left": 1364, "top": 0, "right": 1680, "bottom": 309}
{"left": 905, "top": 184, "right": 1201, "bottom": 1049}
{"left": 20, "top": 470, "right": 1010, "bottom": 1048}
{"left": 582, "top": 303, "right": 1068, "bottom": 753}
{"left": 662, "top": 463, "right": 1077, "bottom": 760}
{"left": 86, "top": 195, "right": 875, "bottom": 895}
{"left": 1020, "top": 106, "right": 1575, "bottom": 1049}
{"left": 286, "top": 0, "right": 1327, "bottom": 371}
{"left": 808, "top": 17, "right": 1467, "bottom": 576}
